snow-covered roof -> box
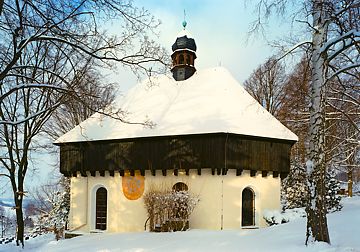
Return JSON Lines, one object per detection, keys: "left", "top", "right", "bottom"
{"left": 55, "top": 67, "right": 298, "bottom": 144}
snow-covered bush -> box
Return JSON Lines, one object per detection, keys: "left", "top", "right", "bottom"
{"left": 263, "top": 208, "right": 306, "bottom": 226}
{"left": 143, "top": 184, "right": 199, "bottom": 232}
{"left": 325, "top": 170, "right": 342, "bottom": 213}
{"left": 32, "top": 177, "right": 70, "bottom": 239}
{"left": 282, "top": 160, "right": 342, "bottom": 212}
{"left": 281, "top": 160, "right": 309, "bottom": 210}
{"left": 353, "top": 182, "right": 360, "bottom": 195}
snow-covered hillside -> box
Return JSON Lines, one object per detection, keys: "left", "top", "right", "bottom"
{"left": 2, "top": 196, "right": 360, "bottom": 252}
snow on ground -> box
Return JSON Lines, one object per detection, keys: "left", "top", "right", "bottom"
{"left": 2, "top": 196, "right": 360, "bottom": 252}
{"left": 0, "top": 234, "right": 53, "bottom": 252}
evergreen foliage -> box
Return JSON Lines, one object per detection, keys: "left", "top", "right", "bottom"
{"left": 282, "top": 160, "right": 342, "bottom": 212}
{"left": 282, "top": 160, "right": 309, "bottom": 210}
{"left": 325, "top": 169, "right": 342, "bottom": 213}
{"left": 34, "top": 177, "right": 70, "bottom": 238}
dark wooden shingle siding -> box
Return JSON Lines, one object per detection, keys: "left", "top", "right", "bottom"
{"left": 59, "top": 133, "right": 294, "bottom": 177}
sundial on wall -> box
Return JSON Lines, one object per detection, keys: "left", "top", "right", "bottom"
{"left": 122, "top": 172, "right": 145, "bottom": 200}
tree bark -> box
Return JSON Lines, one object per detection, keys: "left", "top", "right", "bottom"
{"left": 15, "top": 193, "right": 24, "bottom": 247}
{"left": 348, "top": 169, "right": 353, "bottom": 197}
{"left": 0, "top": 0, "right": 3, "bottom": 16}
{"left": 306, "top": 0, "right": 330, "bottom": 245}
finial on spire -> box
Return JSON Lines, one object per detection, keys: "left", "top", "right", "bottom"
{"left": 182, "top": 10, "right": 187, "bottom": 29}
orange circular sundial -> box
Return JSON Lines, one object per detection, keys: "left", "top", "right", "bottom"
{"left": 122, "top": 172, "right": 145, "bottom": 200}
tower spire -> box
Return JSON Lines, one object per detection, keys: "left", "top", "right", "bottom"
{"left": 182, "top": 10, "right": 187, "bottom": 29}
{"left": 171, "top": 11, "right": 197, "bottom": 81}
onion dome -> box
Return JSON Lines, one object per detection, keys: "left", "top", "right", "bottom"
{"left": 172, "top": 24, "right": 197, "bottom": 52}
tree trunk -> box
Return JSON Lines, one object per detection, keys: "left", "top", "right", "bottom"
{"left": 0, "top": 0, "right": 3, "bottom": 16}
{"left": 15, "top": 196, "right": 25, "bottom": 247}
{"left": 306, "top": 0, "right": 330, "bottom": 245}
{"left": 348, "top": 169, "right": 353, "bottom": 197}
{"left": 12, "top": 155, "right": 26, "bottom": 247}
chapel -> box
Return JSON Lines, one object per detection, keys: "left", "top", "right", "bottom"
{"left": 56, "top": 22, "right": 298, "bottom": 235}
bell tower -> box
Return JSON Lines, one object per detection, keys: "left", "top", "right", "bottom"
{"left": 171, "top": 21, "right": 197, "bottom": 81}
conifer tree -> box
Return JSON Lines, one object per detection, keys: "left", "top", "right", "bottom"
{"left": 32, "top": 177, "right": 70, "bottom": 238}
{"left": 282, "top": 159, "right": 309, "bottom": 210}
{"left": 324, "top": 169, "right": 342, "bottom": 213}
{"left": 282, "top": 160, "right": 342, "bottom": 213}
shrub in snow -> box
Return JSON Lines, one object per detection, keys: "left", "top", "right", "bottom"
{"left": 281, "top": 160, "right": 342, "bottom": 213}
{"left": 325, "top": 169, "right": 342, "bottom": 213}
{"left": 263, "top": 208, "right": 306, "bottom": 226}
{"left": 33, "top": 177, "right": 70, "bottom": 240}
{"left": 143, "top": 184, "right": 199, "bottom": 232}
{"left": 281, "top": 160, "right": 309, "bottom": 210}
{"left": 353, "top": 182, "right": 360, "bottom": 195}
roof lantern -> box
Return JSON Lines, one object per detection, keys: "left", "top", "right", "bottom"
{"left": 171, "top": 19, "right": 197, "bottom": 81}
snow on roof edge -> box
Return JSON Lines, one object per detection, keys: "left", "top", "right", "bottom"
{"left": 54, "top": 131, "right": 297, "bottom": 145}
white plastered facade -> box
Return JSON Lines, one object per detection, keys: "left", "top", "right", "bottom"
{"left": 68, "top": 169, "right": 280, "bottom": 233}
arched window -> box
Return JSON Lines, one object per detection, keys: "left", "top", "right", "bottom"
{"left": 95, "top": 187, "right": 107, "bottom": 230}
{"left": 242, "top": 187, "right": 255, "bottom": 227}
{"left": 173, "top": 182, "right": 188, "bottom": 192}
{"left": 179, "top": 54, "right": 184, "bottom": 64}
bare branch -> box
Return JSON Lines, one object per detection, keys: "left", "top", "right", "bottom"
{"left": 0, "top": 173, "right": 10, "bottom": 178}
{"left": 276, "top": 40, "right": 312, "bottom": 62}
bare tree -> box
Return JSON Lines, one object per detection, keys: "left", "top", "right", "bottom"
{"left": 278, "top": 55, "right": 359, "bottom": 196}
{"left": 0, "top": 0, "right": 167, "bottom": 247}
{"left": 243, "top": 54, "right": 312, "bottom": 163}
{"left": 305, "top": 1, "right": 359, "bottom": 244}
{"left": 326, "top": 76, "right": 360, "bottom": 196}
{"left": 278, "top": 56, "right": 311, "bottom": 162}
{"left": 0, "top": 206, "right": 14, "bottom": 238}
{"left": 244, "top": 57, "right": 286, "bottom": 116}
{"left": 251, "top": 0, "right": 360, "bottom": 244}
{"left": 0, "top": 0, "right": 168, "bottom": 113}
{"left": 43, "top": 67, "right": 116, "bottom": 140}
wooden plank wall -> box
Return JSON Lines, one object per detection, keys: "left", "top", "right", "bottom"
{"left": 59, "top": 133, "right": 293, "bottom": 177}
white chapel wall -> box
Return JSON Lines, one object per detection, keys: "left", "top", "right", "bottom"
{"left": 69, "top": 169, "right": 281, "bottom": 233}
{"left": 69, "top": 175, "right": 88, "bottom": 231}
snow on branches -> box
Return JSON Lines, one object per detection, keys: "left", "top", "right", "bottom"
{"left": 32, "top": 177, "right": 70, "bottom": 240}
{"left": 143, "top": 184, "right": 199, "bottom": 232}
{"left": 282, "top": 159, "right": 342, "bottom": 213}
